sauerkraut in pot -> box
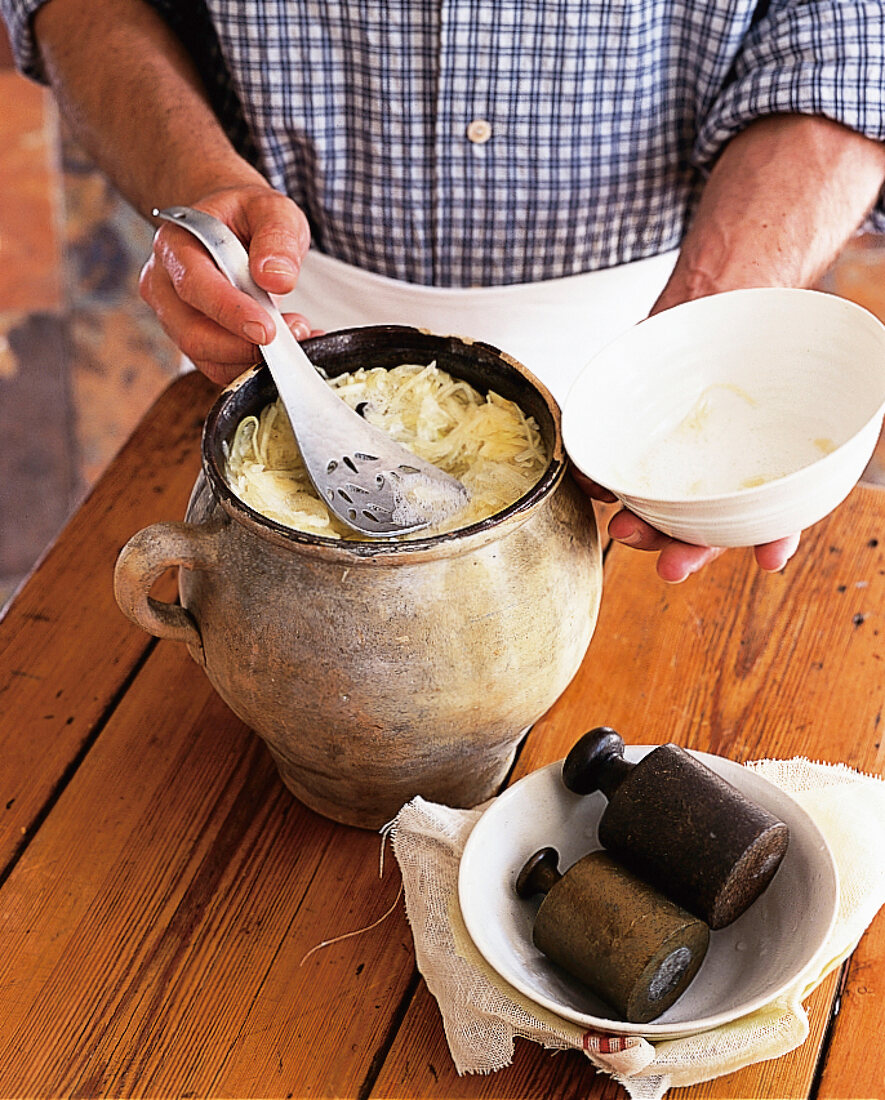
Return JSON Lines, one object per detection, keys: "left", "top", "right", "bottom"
{"left": 223, "top": 361, "right": 548, "bottom": 539}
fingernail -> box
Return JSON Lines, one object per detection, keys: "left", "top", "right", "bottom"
{"left": 288, "top": 319, "right": 310, "bottom": 340}
{"left": 261, "top": 257, "right": 297, "bottom": 278}
{"left": 616, "top": 530, "right": 643, "bottom": 546}
{"left": 242, "top": 321, "right": 268, "bottom": 345}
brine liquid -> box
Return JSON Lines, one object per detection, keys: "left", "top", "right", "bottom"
{"left": 626, "top": 384, "right": 836, "bottom": 497}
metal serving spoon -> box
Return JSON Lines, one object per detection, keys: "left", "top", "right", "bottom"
{"left": 154, "top": 206, "right": 468, "bottom": 537}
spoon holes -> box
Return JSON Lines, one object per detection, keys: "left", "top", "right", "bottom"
{"left": 326, "top": 460, "right": 338, "bottom": 474}
{"left": 364, "top": 504, "right": 392, "bottom": 521}
{"left": 343, "top": 456, "right": 358, "bottom": 473}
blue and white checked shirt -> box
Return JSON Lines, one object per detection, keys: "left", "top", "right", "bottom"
{"left": 6, "top": 0, "right": 885, "bottom": 286}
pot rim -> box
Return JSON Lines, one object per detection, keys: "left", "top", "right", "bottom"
{"left": 201, "top": 325, "right": 569, "bottom": 560}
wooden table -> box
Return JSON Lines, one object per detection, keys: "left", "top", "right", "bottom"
{"left": 1, "top": 369, "right": 883, "bottom": 1100}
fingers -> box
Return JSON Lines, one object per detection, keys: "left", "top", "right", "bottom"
{"left": 570, "top": 466, "right": 618, "bottom": 503}
{"left": 139, "top": 186, "right": 313, "bottom": 384}
{"left": 607, "top": 509, "right": 673, "bottom": 553}
{"left": 655, "top": 542, "right": 726, "bottom": 583}
{"left": 608, "top": 510, "right": 724, "bottom": 582}
{"left": 754, "top": 532, "right": 801, "bottom": 573}
{"left": 144, "top": 229, "right": 276, "bottom": 340}
{"left": 140, "top": 250, "right": 315, "bottom": 384}
{"left": 140, "top": 246, "right": 269, "bottom": 384}
{"left": 280, "top": 313, "right": 314, "bottom": 340}
{"left": 243, "top": 191, "right": 312, "bottom": 295}
{"left": 609, "top": 508, "right": 801, "bottom": 581}
{"left": 608, "top": 509, "right": 805, "bottom": 583}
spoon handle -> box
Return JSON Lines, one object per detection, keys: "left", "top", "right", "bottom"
{"left": 154, "top": 206, "right": 374, "bottom": 456}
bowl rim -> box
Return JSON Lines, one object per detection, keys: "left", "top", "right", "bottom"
{"left": 201, "top": 325, "right": 568, "bottom": 558}
{"left": 562, "top": 287, "right": 885, "bottom": 506}
{"left": 458, "top": 749, "right": 840, "bottom": 1039}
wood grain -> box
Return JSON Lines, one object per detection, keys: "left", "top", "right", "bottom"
{"left": 519, "top": 484, "right": 885, "bottom": 778}
{"left": 0, "top": 370, "right": 216, "bottom": 873}
{"left": 814, "top": 908, "right": 885, "bottom": 1100}
{"left": 0, "top": 639, "right": 416, "bottom": 1098}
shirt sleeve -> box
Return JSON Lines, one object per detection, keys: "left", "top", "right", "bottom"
{"left": 0, "top": 0, "right": 259, "bottom": 163}
{"left": 694, "top": 0, "right": 885, "bottom": 231}
{"left": 1, "top": 0, "right": 50, "bottom": 80}
{"left": 0, "top": 0, "right": 178, "bottom": 79}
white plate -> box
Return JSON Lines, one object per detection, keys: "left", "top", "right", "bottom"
{"left": 458, "top": 747, "right": 839, "bottom": 1038}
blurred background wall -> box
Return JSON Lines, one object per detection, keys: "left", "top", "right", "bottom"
{"left": 1, "top": 26, "right": 179, "bottom": 611}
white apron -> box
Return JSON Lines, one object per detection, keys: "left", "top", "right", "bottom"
{"left": 277, "top": 248, "right": 678, "bottom": 407}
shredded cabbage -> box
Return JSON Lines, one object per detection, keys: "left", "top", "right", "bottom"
{"left": 224, "top": 361, "right": 548, "bottom": 539}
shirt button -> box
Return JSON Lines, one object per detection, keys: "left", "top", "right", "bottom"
{"left": 466, "top": 119, "right": 492, "bottom": 144}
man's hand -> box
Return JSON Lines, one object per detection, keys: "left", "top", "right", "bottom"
{"left": 139, "top": 186, "right": 314, "bottom": 384}
{"left": 598, "top": 113, "right": 885, "bottom": 581}
{"left": 573, "top": 472, "right": 800, "bottom": 582}
{"left": 607, "top": 508, "right": 801, "bottom": 583}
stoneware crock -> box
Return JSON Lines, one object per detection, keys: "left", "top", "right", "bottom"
{"left": 113, "top": 326, "right": 602, "bottom": 829}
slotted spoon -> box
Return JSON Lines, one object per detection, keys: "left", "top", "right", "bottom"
{"left": 155, "top": 205, "right": 469, "bottom": 537}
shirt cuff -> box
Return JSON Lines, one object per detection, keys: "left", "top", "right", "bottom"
{"left": 693, "top": 0, "right": 885, "bottom": 232}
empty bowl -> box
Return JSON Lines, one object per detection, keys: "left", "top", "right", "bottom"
{"left": 458, "top": 748, "right": 839, "bottom": 1039}
{"left": 562, "top": 288, "right": 885, "bottom": 546}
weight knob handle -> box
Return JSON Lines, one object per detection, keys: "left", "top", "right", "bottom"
{"left": 562, "top": 727, "right": 633, "bottom": 797}
{"left": 516, "top": 847, "right": 562, "bottom": 898}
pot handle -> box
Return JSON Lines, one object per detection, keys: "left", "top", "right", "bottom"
{"left": 114, "top": 520, "right": 221, "bottom": 663}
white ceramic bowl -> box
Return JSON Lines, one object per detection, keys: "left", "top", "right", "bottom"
{"left": 458, "top": 748, "right": 839, "bottom": 1039}
{"left": 562, "top": 288, "right": 885, "bottom": 546}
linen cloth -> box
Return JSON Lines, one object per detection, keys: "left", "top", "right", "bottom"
{"left": 5, "top": 0, "right": 885, "bottom": 286}
{"left": 390, "top": 758, "right": 885, "bottom": 1099}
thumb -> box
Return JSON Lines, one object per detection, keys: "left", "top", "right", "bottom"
{"left": 245, "top": 191, "right": 312, "bottom": 295}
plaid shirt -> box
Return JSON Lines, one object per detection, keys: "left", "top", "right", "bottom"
{"left": 6, "top": 0, "right": 885, "bottom": 286}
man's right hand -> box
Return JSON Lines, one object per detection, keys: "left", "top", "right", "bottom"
{"left": 31, "top": 0, "right": 316, "bottom": 385}
{"left": 140, "top": 185, "right": 315, "bottom": 384}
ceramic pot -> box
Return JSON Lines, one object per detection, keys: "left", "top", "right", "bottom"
{"left": 114, "top": 327, "right": 602, "bottom": 828}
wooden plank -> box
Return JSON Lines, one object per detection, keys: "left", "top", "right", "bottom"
{"left": 370, "top": 485, "right": 885, "bottom": 1099}
{"left": 367, "top": 981, "right": 627, "bottom": 1100}
{"left": 0, "top": 638, "right": 416, "bottom": 1098}
{"left": 3, "top": 376, "right": 881, "bottom": 1097}
{"left": 0, "top": 370, "right": 217, "bottom": 872}
{"left": 519, "top": 483, "right": 885, "bottom": 779}
{"left": 0, "top": 408, "right": 617, "bottom": 1097}
{"left": 814, "top": 909, "right": 885, "bottom": 1100}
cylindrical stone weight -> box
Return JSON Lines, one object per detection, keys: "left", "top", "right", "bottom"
{"left": 562, "top": 728, "right": 790, "bottom": 929}
{"left": 516, "top": 847, "right": 710, "bottom": 1024}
